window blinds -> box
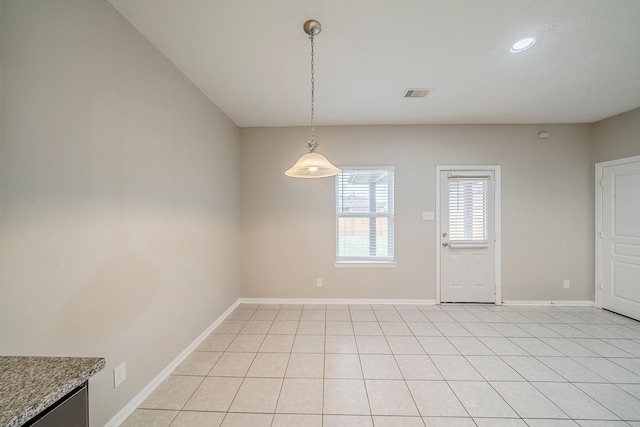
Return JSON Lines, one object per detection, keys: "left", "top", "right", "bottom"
{"left": 336, "top": 169, "right": 394, "bottom": 261}
{"left": 448, "top": 178, "right": 488, "bottom": 242}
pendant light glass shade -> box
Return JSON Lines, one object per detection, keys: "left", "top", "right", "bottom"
{"left": 285, "top": 20, "right": 340, "bottom": 179}
{"left": 285, "top": 151, "right": 341, "bottom": 178}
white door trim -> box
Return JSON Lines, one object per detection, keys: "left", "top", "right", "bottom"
{"left": 436, "top": 165, "right": 501, "bottom": 304}
{"left": 595, "top": 154, "right": 640, "bottom": 309}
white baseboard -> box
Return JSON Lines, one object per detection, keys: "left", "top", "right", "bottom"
{"left": 239, "top": 298, "right": 597, "bottom": 307}
{"left": 104, "top": 299, "right": 241, "bottom": 427}
{"left": 238, "top": 298, "right": 437, "bottom": 306}
{"left": 502, "top": 300, "right": 594, "bottom": 306}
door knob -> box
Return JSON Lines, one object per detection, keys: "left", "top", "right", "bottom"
{"left": 442, "top": 242, "right": 449, "bottom": 247}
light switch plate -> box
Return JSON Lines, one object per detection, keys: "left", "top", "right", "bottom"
{"left": 423, "top": 211, "right": 435, "bottom": 221}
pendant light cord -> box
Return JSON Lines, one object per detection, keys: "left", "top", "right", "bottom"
{"left": 308, "top": 33, "right": 318, "bottom": 153}
{"left": 284, "top": 20, "right": 340, "bottom": 178}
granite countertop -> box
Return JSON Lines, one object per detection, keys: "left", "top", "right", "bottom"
{"left": 0, "top": 356, "right": 105, "bottom": 427}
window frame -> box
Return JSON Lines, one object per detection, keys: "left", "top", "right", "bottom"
{"left": 447, "top": 176, "right": 490, "bottom": 245}
{"left": 335, "top": 166, "right": 395, "bottom": 265}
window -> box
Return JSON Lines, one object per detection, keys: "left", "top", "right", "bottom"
{"left": 448, "top": 177, "right": 488, "bottom": 243}
{"left": 336, "top": 168, "right": 394, "bottom": 262}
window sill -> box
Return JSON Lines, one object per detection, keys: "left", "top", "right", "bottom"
{"left": 334, "top": 261, "right": 397, "bottom": 268}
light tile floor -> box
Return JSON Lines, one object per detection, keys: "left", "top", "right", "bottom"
{"left": 122, "top": 304, "right": 640, "bottom": 427}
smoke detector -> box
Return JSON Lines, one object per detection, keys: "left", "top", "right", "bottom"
{"left": 404, "top": 88, "right": 430, "bottom": 98}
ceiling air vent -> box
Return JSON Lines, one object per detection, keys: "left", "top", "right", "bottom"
{"left": 404, "top": 88, "right": 430, "bottom": 98}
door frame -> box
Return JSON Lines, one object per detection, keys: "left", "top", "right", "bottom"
{"left": 594, "top": 155, "right": 640, "bottom": 309}
{"left": 435, "top": 165, "right": 502, "bottom": 304}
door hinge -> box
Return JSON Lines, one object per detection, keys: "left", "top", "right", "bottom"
{"left": 599, "top": 179, "right": 604, "bottom": 187}
{"left": 600, "top": 231, "right": 604, "bottom": 238}
{"left": 599, "top": 282, "right": 604, "bottom": 290}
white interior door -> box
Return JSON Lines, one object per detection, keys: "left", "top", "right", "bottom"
{"left": 599, "top": 158, "right": 640, "bottom": 321}
{"left": 439, "top": 170, "right": 496, "bottom": 303}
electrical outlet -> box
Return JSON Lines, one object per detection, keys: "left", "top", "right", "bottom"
{"left": 114, "top": 362, "right": 126, "bottom": 388}
{"left": 316, "top": 278, "right": 323, "bottom": 288}
{"left": 563, "top": 280, "right": 570, "bottom": 289}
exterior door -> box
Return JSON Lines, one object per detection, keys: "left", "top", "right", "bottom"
{"left": 598, "top": 157, "right": 640, "bottom": 321}
{"left": 440, "top": 170, "right": 496, "bottom": 303}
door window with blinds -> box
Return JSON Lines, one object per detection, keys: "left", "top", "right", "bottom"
{"left": 336, "top": 168, "right": 394, "bottom": 262}
{"left": 448, "top": 175, "right": 489, "bottom": 244}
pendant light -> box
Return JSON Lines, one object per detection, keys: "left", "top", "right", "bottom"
{"left": 285, "top": 20, "right": 341, "bottom": 178}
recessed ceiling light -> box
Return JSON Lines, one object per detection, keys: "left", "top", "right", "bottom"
{"left": 510, "top": 37, "right": 536, "bottom": 53}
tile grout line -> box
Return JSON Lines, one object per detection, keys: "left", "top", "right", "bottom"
{"left": 386, "top": 305, "right": 428, "bottom": 426}
{"left": 266, "top": 304, "right": 293, "bottom": 427}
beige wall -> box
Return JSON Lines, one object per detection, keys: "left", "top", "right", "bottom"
{"left": 0, "top": 1, "right": 239, "bottom": 425}
{"left": 593, "top": 107, "right": 640, "bottom": 163}
{"left": 240, "top": 124, "right": 594, "bottom": 302}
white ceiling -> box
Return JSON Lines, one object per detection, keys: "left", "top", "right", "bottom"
{"left": 107, "top": 0, "right": 640, "bottom": 127}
